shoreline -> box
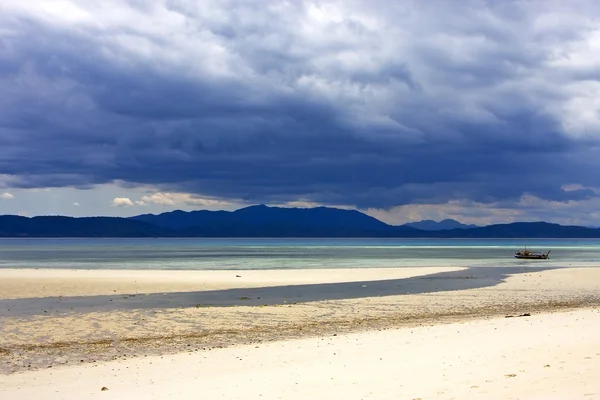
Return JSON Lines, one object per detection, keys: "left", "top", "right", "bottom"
{"left": 2, "top": 266, "right": 600, "bottom": 376}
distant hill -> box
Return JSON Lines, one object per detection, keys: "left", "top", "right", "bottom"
{"left": 1, "top": 206, "right": 600, "bottom": 237}
{"left": 131, "top": 205, "right": 419, "bottom": 237}
{"left": 0, "top": 215, "right": 170, "bottom": 237}
{"left": 434, "top": 222, "right": 600, "bottom": 238}
{"left": 404, "top": 219, "right": 478, "bottom": 230}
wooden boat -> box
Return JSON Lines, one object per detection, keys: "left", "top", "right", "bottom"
{"left": 514, "top": 248, "right": 551, "bottom": 259}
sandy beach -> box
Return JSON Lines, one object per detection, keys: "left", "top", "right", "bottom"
{"left": 2, "top": 308, "right": 600, "bottom": 400}
{"left": 2, "top": 266, "right": 600, "bottom": 399}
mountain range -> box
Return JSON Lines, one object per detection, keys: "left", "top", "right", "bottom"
{"left": 404, "top": 219, "right": 479, "bottom": 230}
{"left": 1, "top": 205, "right": 600, "bottom": 238}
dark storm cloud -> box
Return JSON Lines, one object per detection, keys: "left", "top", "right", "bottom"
{"left": 1, "top": 0, "right": 600, "bottom": 208}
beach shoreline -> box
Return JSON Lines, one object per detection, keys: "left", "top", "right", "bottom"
{"left": 2, "top": 265, "right": 600, "bottom": 376}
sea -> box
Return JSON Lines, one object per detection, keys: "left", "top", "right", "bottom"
{"left": 1, "top": 238, "right": 599, "bottom": 270}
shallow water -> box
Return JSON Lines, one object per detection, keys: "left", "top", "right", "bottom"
{"left": 0, "top": 238, "right": 599, "bottom": 270}
{"left": 0, "top": 266, "right": 553, "bottom": 317}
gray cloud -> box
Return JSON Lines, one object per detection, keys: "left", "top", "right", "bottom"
{"left": 1, "top": 0, "right": 600, "bottom": 211}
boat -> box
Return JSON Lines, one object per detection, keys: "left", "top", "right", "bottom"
{"left": 514, "top": 248, "right": 551, "bottom": 260}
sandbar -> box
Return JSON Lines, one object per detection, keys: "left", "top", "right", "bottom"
{"left": 0, "top": 266, "right": 463, "bottom": 299}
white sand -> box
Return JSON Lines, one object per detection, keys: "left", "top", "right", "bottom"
{"left": 3, "top": 267, "right": 600, "bottom": 361}
{"left": 0, "top": 266, "right": 463, "bottom": 299}
{"left": 2, "top": 308, "right": 599, "bottom": 400}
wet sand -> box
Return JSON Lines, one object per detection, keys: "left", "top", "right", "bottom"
{"left": 0, "top": 266, "right": 543, "bottom": 316}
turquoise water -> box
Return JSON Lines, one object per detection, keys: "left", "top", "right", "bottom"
{"left": 1, "top": 238, "right": 599, "bottom": 270}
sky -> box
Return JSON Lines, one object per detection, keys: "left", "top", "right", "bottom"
{"left": 1, "top": 0, "right": 600, "bottom": 226}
